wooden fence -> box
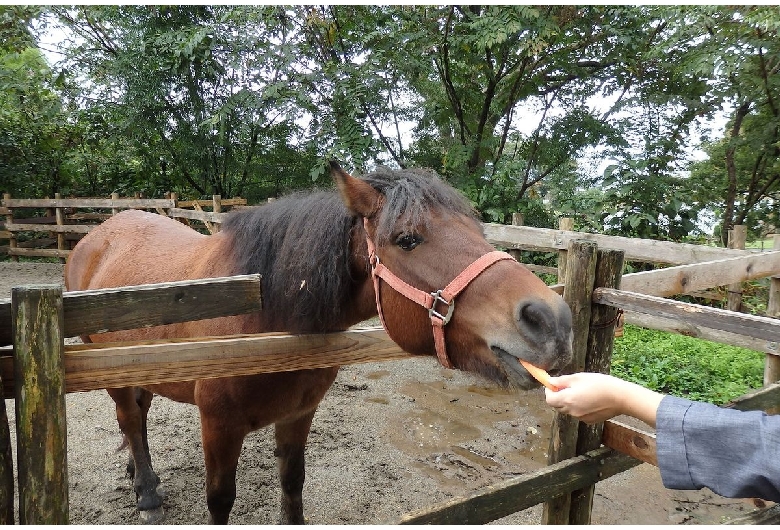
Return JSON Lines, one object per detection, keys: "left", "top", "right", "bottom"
{"left": 1, "top": 222, "right": 780, "bottom": 523}
{"left": 0, "top": 193, "right": 246, "bottom": 261}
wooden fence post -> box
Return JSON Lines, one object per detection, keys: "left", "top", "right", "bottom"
{"left": 766, "top": 234, "right": 780, "bottom": 414}
{"left": 54, "top": 192, "right": 65, "bottom": 263}
{"left": 727, "top": 225, "right": 746, "bottom": 312}
{"left": 557, "top": 218, "right": 574, "bottom": 284}
{"left": 542, "top": 239, "right": 597, "bottom": 525}
{"left": 0, "top": 377, "right": 14, "bottom": 524}
{"left": 212, "top": 195, "right": 222, "bottom": 233}
{"left": 3, "top": 194, "right": 17, "bottom": 262}
{"left": 568, "top": 248, "right": 625, "bottom": 524}
{"left": 507, "top": 213, "right": 524, "bottom": 262}
{"left": 12, "top": 285, "right": 69, "bottom": 524}
{"left": 110, "top": 192, "right": 120, "bottom": 216}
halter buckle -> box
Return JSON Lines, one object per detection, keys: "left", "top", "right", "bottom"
{"left": 429, "top": 290, "right": 455, "bottom": 325}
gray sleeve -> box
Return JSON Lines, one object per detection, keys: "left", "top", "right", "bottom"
{"left": 656, "top": 395, "right": 780, "bottom": 502}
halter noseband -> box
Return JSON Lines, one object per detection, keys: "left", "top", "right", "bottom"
{"left": 363, "top": 218, "right": 515, "bottom": 369}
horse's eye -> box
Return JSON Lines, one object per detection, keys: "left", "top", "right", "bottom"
{"left": 396, "top": 233, "right": 423, "bottom": 251}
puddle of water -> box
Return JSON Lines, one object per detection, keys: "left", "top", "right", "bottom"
{"left": 402, "top": 408, "right": 481, "bottom": 448}
{"left": 383, "top": 378, "right": 555, "bottom": 491}
{"left": 465, "top": 384, "right": 510, "bottom": 398}
{"left": 450, "top": 445, "right": 497, "bottom": 468}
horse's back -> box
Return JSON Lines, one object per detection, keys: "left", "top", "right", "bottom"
{"left": 65, "top": 209, "right": 231, "bottom": 291}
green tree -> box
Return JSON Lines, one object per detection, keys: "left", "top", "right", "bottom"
{"left": 685, "top": 6, "right": 780, "bottom": 244}
{"left": 0, "top": 6, "right": 76, "bottom": 198}
{"left": 54, "top": 5, "right": 320, "bottom": 201}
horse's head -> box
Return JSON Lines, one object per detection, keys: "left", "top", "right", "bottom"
{"left": 331, "top": 162, "right": 573, "bottom": 390}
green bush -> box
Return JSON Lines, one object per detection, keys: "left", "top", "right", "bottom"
{"left": 611, "top": 325, "right": 765, "bottom": 405}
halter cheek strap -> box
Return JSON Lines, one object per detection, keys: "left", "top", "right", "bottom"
{"left": 363, "top": 219, "right": 515, "bottom": 369}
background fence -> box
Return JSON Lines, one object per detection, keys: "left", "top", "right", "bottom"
{"left": 0, "top": 193, "right": 246, "bottom": 261}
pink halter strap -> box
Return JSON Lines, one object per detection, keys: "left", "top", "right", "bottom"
{"left": 363, "top": 219, "right": 515, "bottom": 368}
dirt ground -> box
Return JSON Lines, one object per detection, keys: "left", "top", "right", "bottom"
{"left": 0, "top": 261, "right": 768, "bottom": 524}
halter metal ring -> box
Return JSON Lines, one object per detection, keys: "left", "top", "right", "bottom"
{"left": 429, "top": 290, "right": 455, "bottom": 325}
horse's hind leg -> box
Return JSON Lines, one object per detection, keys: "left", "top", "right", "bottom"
{"left": 108, "top": 387, "right": 164, "bottom": 521}
{"left": 274, "top": 411, "right": 317, "bottom": 524}
{"left": 124, "top": 388, "right": 155, "bottom": 480}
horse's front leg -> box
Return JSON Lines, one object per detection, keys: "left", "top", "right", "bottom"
{"left": 200, "top": 415, "right": 246, "bottom": 524}
{"left": 107, "top": 387, "right": 164, "bottom": 522}
{"left": 274, "top": 411, "right": 317, "bottom": 524}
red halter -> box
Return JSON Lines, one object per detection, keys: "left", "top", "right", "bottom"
{"left": 364, "top": 219, "right": 515, "bottom": 368}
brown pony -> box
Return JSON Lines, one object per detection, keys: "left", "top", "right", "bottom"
{"left": 64, "top": 163, "right": 572, "bottom": 524}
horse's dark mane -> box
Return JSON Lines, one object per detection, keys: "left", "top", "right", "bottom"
{"left": 221, "top": 166, "right": 478, "bottom": 333}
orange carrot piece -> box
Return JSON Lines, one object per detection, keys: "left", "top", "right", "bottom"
{"left": 519, "top": 360, "right": 560, "bottom": 392}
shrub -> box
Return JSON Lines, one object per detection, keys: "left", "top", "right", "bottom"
{"left": 611, "top": 325, "right": 765, "bottom": 405}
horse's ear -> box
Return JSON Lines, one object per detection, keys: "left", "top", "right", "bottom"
{"left": 330, "top": 161, "right": 382, "bottom": 218}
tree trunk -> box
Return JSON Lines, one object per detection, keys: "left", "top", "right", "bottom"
{"left": 721, "top": 101, "right": 751, "bottom": 246}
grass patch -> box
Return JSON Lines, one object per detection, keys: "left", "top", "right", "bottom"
{"left": 611, "top": 325, "right": 765, "bottom": 405}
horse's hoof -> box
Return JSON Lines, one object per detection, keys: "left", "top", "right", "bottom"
{"left": 139, "top": 507, "right": 165, "bottom": 524}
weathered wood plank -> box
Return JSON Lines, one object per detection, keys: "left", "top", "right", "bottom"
{"left": 167, "top": 207, "right": 227, "bottom": 223}
{"left": 522, "top": 263, "right": 558, "bottom": 276}
{"left": 593, "top": 288, "right": 780, "bottom": 347}
{"left": 723, "top": 503, "right": 780, "bottom": 524}
{"left": 623, "top": 311, "right": 780, "bottom": 355}
{"left": 396, "top": 447, "right": 639, "bottom": 525}
{"left": 7, "top": 247, "right": 70, "bottom": 258}
{"left": 12, "top": 286, "right": 68, "bottom": 524}
{"left": 2, "top": 198, "right": 174, "bottom": 209}
{"left": 0, "top": 275, "right": 263, "bottom": 347}
{"left": 544, "top": 239, "right": 597, "bottom": 524}
{"left": 569, "top": 248, "right": 625, "bottom": 524}
{"left": 725, "top": 380, "right": 780, "bottom": 412}
{"left": 66, "top": 212, "right": 111, "bottom": 222}
{"left": 5, "top": 223, "right": 93, "bottom": 234}
{"left": 177, "top": 198, "right": 246, "bottom": 208}
{"left": 62, "top": 274, "right": 263, "bottom": 338}
{"left": 482, "top": 223, "right": 747, "bottom": 265}
{"left": 602, "top": 420, "right": 657, "bottom": 466}
{"left": 0, "top": 327, "right": 411, "bottom": 394}
{"left": 0, "top": 379, "right": 12, "bottom": 524}
{"left": 620, "top": 251, "right": 780, "bottom": 297}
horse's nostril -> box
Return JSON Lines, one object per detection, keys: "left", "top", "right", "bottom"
{"left": 518, "top": 301, "right": 553, "bottom": 333}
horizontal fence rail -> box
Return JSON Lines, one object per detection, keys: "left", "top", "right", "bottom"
{"left": 0, "top": 275, "right": 263, "bottom": 347}
{"left": 1, "top": 327, "right": 411, "bottom": 395}
{"left": 2, "top": 198, "right": 175, "bottom": 209}
{"left": 395, "top": 446, "right": 639, "bottom": 525}
{"left": 593, "top": 287, "right": 780, "bottom": 349}
{"left": 483, "top": 222, "right": 750, "bottom": 265}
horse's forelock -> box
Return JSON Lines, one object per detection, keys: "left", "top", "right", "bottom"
{"left": 363, "top": 167, "right": 479, "bottom": 245}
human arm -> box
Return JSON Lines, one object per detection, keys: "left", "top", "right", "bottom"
{"left": 543, "top": 372, "right": 663, "bottom": 427}
{"left": 656, "top": 395, "right": 780, "bottom": 502}
{"left": 543, "top": 372, "right": 780, "bottom": 502}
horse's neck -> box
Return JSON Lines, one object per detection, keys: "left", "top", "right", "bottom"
{"left": 332, "top": 230, "right": 377, "bottom": 330}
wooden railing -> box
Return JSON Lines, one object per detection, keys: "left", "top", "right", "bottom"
{"left": 0, "top": 193, "right": 245, "bottom": 261}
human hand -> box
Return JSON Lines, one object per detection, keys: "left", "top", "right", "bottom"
{"left": 544, "top": 372, "right": 663, "bottom": 427}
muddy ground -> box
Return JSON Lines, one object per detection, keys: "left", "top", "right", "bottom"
{"left": 0, "top": 261, "right": 767, "bottom": 524}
